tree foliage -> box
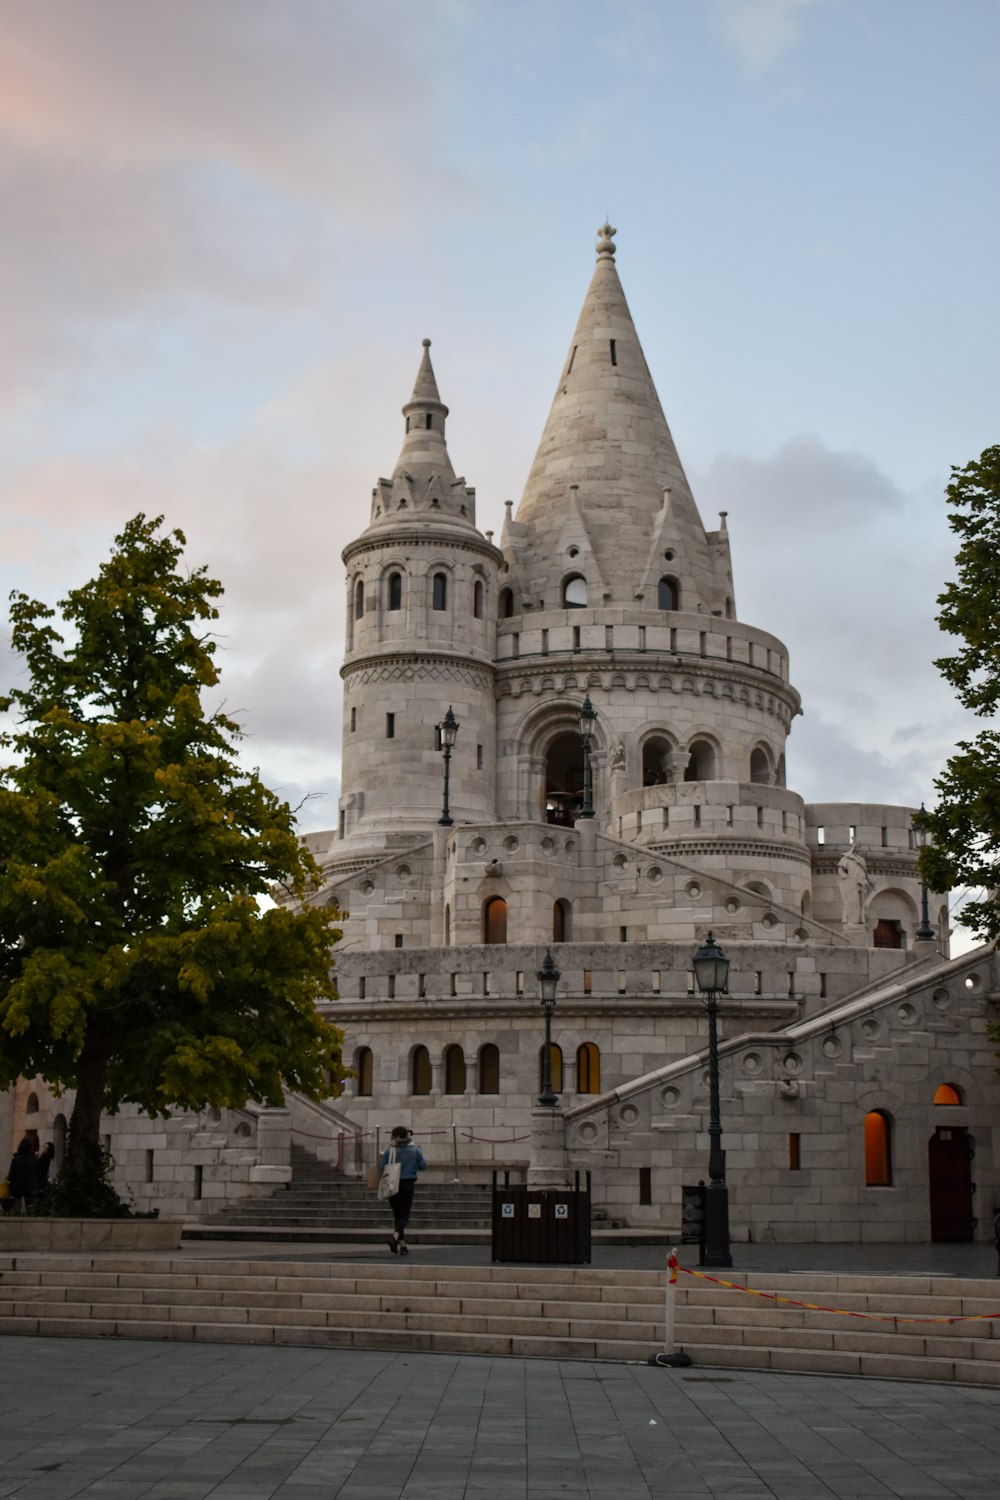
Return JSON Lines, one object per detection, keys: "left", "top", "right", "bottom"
{"left": 920, "top": 446, "right": 1000, "bottom": 943}
{"left": 0, "top": 515, "right": 344, "bottom": 1201}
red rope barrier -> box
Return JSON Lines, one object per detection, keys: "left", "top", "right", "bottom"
{"left": 677, "top": 1264, "right": 1000, "bottom": 1325}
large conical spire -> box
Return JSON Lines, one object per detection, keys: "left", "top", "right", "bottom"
{"left": 512, "top": 224, "right": 727, "bottom": 615}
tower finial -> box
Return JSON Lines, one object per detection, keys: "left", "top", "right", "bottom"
{"left": 596, "top": 221, "right": 617, "bottom": 260}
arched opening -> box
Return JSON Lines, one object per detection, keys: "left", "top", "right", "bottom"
{"left": 444, "top": 1045, "right": 466, "bottom": 1094}
{"left": 563, "top": 574, "right": 588, "bottom": 608}
{"left": 864, "top": 1110, "right": 892, "bottom": 1186}
{"left": 432, "top": 572, "right": 448, "bottom": 611}
{"left": 355, "top": 1047, "right": 373, "bottom": 1097}
{"left": 483, "top": 897, "right": 507, "bottom": 945}
{"left": 478, "top": 1044, "right": 500, "bottom": 1095}
{"left": 473, "top": 580, "right": 484, "bottom": 618}
{"left": 553, "top": 899, "right": 572, "bottom": 943}
{"left": 746, "top": 880, "right": 772, "bottom": 902}
{"left": 934, "top": 1083, "right": 962, "bottom": 1105}
{"left": 539, "top": 1043, "right": 563, "bottom": 1095}
{"left": 25, "top": 1092, "right": 39, "bottom": 1115}
{"left": 444, "top": 903, "right": 451, "bottom": 945}
{"left": 800, "top": 892, "right": 812, "bottom": 919}
{"left": 411, "top": 1046, "right": 432, "bottom": 1095}
{"left": 684, "top": 739, "right": 716, "bottom": 781}
{"left": 642, "top": 734, "right": 671, "bottom": 785}
{"left": 576, "top": 1042, "right": 601, "bottom": 1094}
{"left": 499, "top": 587, "right": 514, "bottom": 618}
{"left": 750, "top": 747, "right": 771, "bottom": 784}
{"left": 354, "top": 579, "right": 364, "bottom": 621}
{"left": 544, "top": 730, "right": 585, "bottom": 824}
{"left": 657, "top": 576, "right": 679, "bottom": 611}
{"left": 387, "top": 571, "right": 403, "bottom": 611}
{"left": 873, "top": 919, "right": 904, "bottom": 949}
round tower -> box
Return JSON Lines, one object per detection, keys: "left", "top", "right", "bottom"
{"left": 338, "top": 341, "right": 503, "bottom": 847}
{"left": 495, "top": 225, "right": 808, "bottom": 917}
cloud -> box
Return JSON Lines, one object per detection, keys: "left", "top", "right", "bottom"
{"left": 711, "top": 0, "right": 823, "bottom": 68}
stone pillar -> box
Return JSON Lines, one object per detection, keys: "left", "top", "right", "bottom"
{"left": 249, "top": 1107, "right": 292, "bottom": 1186}
{"left": 526, "top": 1106, "right": 570, "bottom": 1188}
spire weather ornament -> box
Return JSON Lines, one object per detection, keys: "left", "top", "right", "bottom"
{"left": 596, "top": 221, "right": 617, "bottom": 259}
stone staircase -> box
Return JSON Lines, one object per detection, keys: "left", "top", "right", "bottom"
{"left": 191, "top": 1145, "right": 493, "bottom": 1242}
{"left": 1, "top": 1254, "right": 999, "bottom": 1384}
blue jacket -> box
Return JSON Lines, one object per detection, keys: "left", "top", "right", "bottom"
{"left": 379, "top": 1141, "right": 427, "bottom": 1180}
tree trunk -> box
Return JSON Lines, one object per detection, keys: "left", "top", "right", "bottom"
{"left": 66, "top": 1019, "right": 111, "bottom": 1173}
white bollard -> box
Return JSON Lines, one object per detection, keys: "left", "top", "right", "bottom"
{"left": 648, "top": 1247, "right": 692, "bottom": 1368}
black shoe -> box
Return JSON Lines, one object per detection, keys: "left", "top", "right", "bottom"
{"left": 398, "top": 1242, "right": 409, "bottom": 1256}
{"left": 387, "top": 1236, "right": 398, "bottom": 1254}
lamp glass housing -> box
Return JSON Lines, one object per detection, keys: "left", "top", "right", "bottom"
{"left": 579, "top": 696, "right": 596, "bottom": 743}
{"left": 440, "top": 706, "right": 459, "bottom": 749}
{"left": 538, "top": 949, "right": 560, "bottom": 1006}
{"left": 692, "top": 933, "right": 730, "bottom": 996}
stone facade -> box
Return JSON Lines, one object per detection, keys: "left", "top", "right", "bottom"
{"left": 9, "top": 225, "right": 997, "bottom": 1240}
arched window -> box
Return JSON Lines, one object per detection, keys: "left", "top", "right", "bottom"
{"left": 432, "top": 572, "right": 448, "bottom": 611}
{"left": 576, "top": 1042, "right": 600, "bottom": 1094}
{"left": 473, "top": 580, "right": 484, "bottom": 618}
{"left": 563, "top": 574, "right": 587, "bottom": 608}
{"left": 544, "top": 731, "right": 585, "bottom": 825}
{"left": 540, "top": 1043, "right": 563, "bottom": 1094}
{"left": 444, "top": 1045, "right": 466, "bottom": 1094}
{"left": 658, "top": 576, "right": 679, "bottom": 611}
{"left": 478, "top": 1044, "right": 500, "bottom": 1094}
{"left": 411, "top": 1046, "right": 432, "bottom": 1096}
{"left": 553, "top": 899, "right": 571, "bottom": 943}
{"left": 354, "top": 579, "right": 364, "bottom": 621}
{"left": 355, "top": 1047, "right": 373, "bottom": 1097}
{"left": 642, "top": 735, "right": 671, "bottom": 785}
{"left": 750, "top": 747, "right": 771, "bottom": 784}
{"left": 934, "top": 1083, "right": 962, "bottom": 1105}
{"left": 387, "top": 571, "right": 402, "bottom": 611}
{"left": 483, "top": 897, "right": 507, "bottom": 945}
{"left": 25, "top": 1092, "right": 39, "bottom": 1115}
{"left": 864, "top": 1110, "right": 892, "bottom": 1185}
{"left": 499, "top": 587, "right": 514, "bottom": 618}
{"left": 685, "top": 739, "right": 716, "bottom": 781}
{"left": 444, "top": 903, "right": 451, "bottom": 945}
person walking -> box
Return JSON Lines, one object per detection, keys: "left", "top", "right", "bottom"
{"left": 379, "top": 1126, "right": 426, "bottom": 1256}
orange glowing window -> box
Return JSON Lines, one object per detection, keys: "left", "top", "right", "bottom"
{"left": 864, "top": 1110, "right": 892, "bottom": 1186}
{"left": 933, "top": 1083, "right": 962, "bottom": 1105}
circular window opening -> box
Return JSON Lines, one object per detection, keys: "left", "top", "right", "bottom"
{"left": 664, "top": 549, "right": 674, "bottom": 561}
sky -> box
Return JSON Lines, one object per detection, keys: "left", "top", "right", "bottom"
{"left": 1, "top": 0, "right": 997, "bottom": 935}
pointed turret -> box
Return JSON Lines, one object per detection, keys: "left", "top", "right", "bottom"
{"left": 362, "top": 339, "right": 479, "bottom": 533}
{"left": 512, "top": 224, "right": 730, "bottom": 616}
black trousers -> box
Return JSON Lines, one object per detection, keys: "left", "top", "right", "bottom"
{"left": 388, "top": 1179, "right": 416, "bottom": 1237}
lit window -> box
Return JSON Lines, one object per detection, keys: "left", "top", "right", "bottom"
{"left": 576, "top": 1042, "right": 600, "bottom": 1094}
{"left": 864, "top": 1110, "right": 892, "bottom": 1185}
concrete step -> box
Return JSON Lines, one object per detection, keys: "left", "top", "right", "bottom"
{"left": 3, "top": 1255, "right": 998, "bottom": 1383}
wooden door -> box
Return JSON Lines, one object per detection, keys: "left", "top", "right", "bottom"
{"left": 928, "top": 1127, "right": 974, "bottom": 1242}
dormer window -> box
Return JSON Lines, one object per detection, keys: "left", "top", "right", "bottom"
{"left": 387, "top": 572, "right": 402, "bottom": 611}
{"left": 563, "top": 574, "right": 587, "bottom": 609}
{"left": 432, "top": 572, "right": 448, "bottom": 611}
{"left": 658, "top": 576, "right": 679, "bottom": 610}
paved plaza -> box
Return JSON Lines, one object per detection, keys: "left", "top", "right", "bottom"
{"left": 1, "top": 1333, "right": 1000, "bottom": 1500}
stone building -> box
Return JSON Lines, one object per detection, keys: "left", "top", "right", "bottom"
{"left": 8, "top": 225, "right": 999, "bottom": 1242}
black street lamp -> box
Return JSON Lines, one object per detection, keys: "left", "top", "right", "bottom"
{"left": 914, "top": 803, "right": 935, "bottom": 942}
{"left": 578, "top": 696, "right": 597, "bottom": 819}
{"left": 537, "top": 949, "right": 560, "bottom": 1107}
{"left": 437, "top": 706, "right": 459, "bottom": 827}
{"left": 692, "top": 931, "right": 732, "bottom": 1268}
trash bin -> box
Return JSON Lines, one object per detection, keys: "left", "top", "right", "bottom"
{"left": 491, "top": 1170, "right": 591, "bottom": 1264}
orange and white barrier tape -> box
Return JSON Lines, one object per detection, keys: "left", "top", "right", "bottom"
{"left": 677, "top": 1264, "right": 1000, "bottom": 1325}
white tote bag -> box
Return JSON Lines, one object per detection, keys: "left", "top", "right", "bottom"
{"left": 377, "top": 1147, "right": 401, "bottom": 1201}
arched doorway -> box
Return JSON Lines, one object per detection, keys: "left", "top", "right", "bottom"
{"left": 928, "top": 1127, "right": 974, "bottom": 1241}
{"left": 544, "top": 731, "right": 584, "bottom": 825}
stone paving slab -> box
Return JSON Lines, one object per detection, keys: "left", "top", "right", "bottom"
{"left": 2, "top": 1336, "right": 1000, "bottom": 1499}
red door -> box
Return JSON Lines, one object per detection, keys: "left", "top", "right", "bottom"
{"left": 928, "top": 1128, "right": 974, "bottom": 1242}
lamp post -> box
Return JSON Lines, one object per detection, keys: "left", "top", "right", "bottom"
{"left": 578, "top": 696, "right": 597, "bottom": 819}
{"left": 692, "top": 931, "right": 732, "bottom": 1268}
{"left": 437, "top": 706, "right": 459, "bottom": 827}
{"left": 537, "top": 949, "right": 560, "bottom": 1107}
{"left": 914, "top": 803, "right": 935, "bottom": 942}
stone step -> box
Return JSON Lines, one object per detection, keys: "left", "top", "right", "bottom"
{"left": 3, "top": 1255, "right": 998, "bottom": 1383}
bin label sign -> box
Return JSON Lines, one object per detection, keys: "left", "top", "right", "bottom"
{"left": 554, "top": 1203, "right": 568, "bottom": 1218}
{"left": 501, "top": 1203, "right": 515, "bottom": 1218}
{"left": 528, "top": 1204, "right": 541, "bottom": 1219}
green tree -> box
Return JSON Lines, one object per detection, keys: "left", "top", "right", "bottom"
{"left": 0, "top": 514, "right": 344, "bottom": 1211}
{"left": 920, "top": 445, "right": 1000, "bottom": 943}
